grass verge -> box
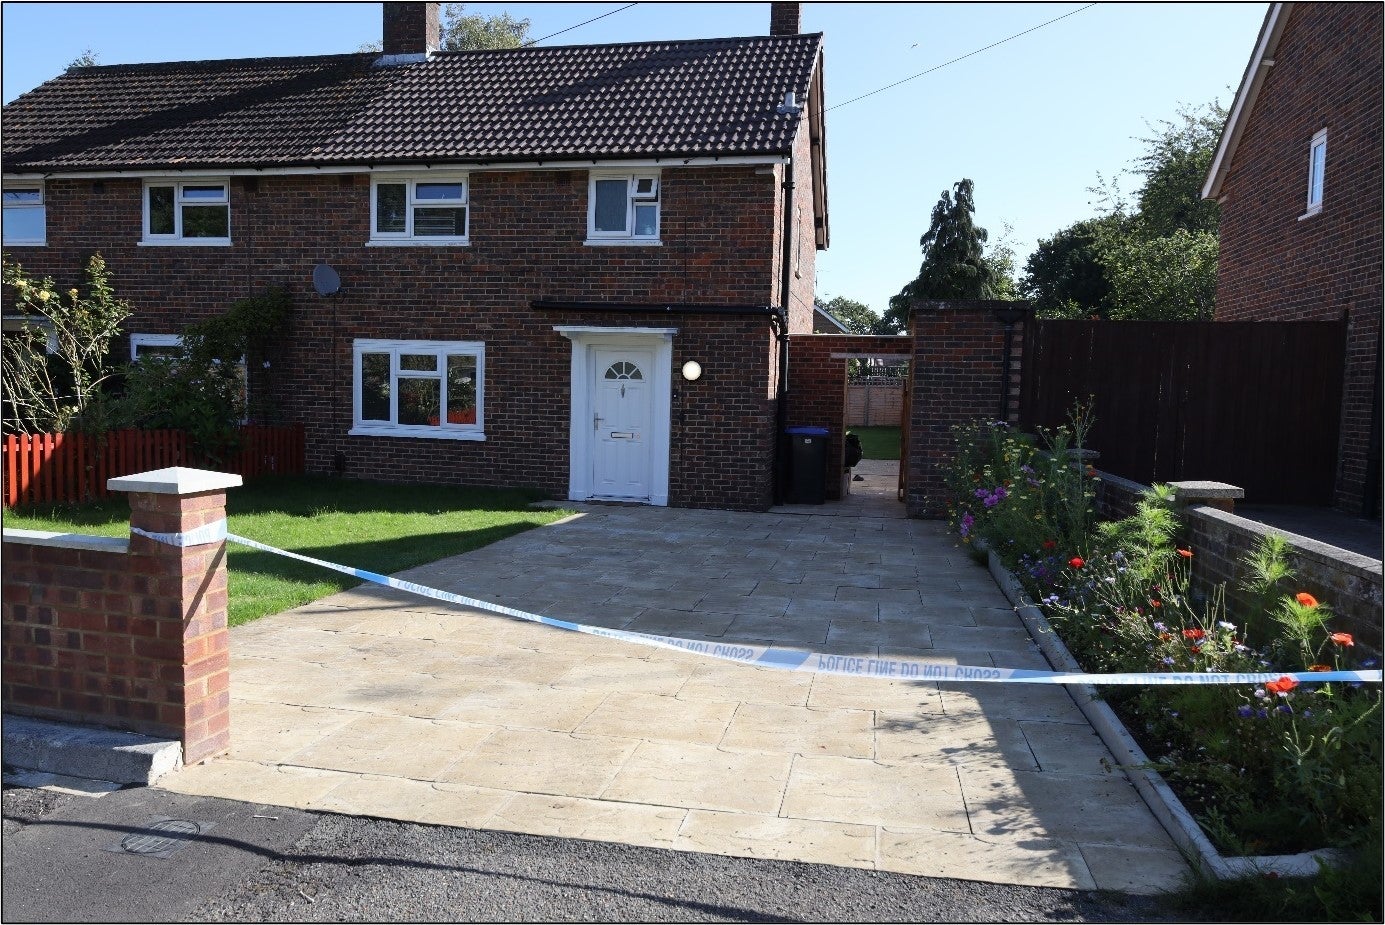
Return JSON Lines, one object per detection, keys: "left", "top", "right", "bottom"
{"left": 4, "top": 476, "right": 574, "bottom": 626}
{"left": 850, "top": 425, "right": 901, "bottom": 460}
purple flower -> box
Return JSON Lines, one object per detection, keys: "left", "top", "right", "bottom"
{"left": 959, "top": 512, "right": 975, "bottom": 538}
{"left": 1153, "top": 622, "right": 1168, "bottom": 633}
{"left": 1236, "top": 705, "right": 1253, "bottom": 718}
{"left": 1257, "top": 709, "right": 1269, "bottom": 719}
{"left": 1276, "top": 704, "right": 1293, "bottom": 715}
{"left": 1161, "top": 657, "right": 1175, "bottom": 666}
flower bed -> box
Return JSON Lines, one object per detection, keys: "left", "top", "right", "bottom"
{"left": 945, "top": 416, "right": 1382, "bottom": 877}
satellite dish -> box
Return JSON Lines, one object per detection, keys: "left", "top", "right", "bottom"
{"left": 312, "top": 263, "right": 341, "bottom": 297}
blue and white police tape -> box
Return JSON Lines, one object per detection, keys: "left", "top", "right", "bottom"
{"left": 132, "top": 518, "right": 228, "bottom": 548}
{"left": 141, "top": 523, "right": 1384, "bottom": 686}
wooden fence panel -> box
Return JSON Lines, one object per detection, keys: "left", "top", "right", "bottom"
{"left": 1, "top": 424, "right": 305, "bottom": 507}
{"left": 1019, "top": 320, "right": 1346, "bottom": 505}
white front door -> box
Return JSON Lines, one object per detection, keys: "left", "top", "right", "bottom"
{"left": 591, "top": 347, "right": 654, "bottom": 499}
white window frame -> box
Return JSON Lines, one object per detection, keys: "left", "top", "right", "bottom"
{"left": 1301, "top": 128, "right": 1327, "bottom": 219}
{"left": 350, "top": 338, "right": 485, "bottom": 441}
{"left": 585, "top": 171, "right": 661, "bottom": 245}
{"left": 2, "top": 182, "right": 46, "bottom": 246}
{"left": 140, "top": 179, "right": 232, "bottom": 245}
{"left": 368, "top": 175, "right": 469, "bottom": 245}
{"left": 129, "top": 333, "right": 184, "bottom": 362}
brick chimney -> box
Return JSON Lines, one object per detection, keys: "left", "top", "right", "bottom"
{"left": 383, "top": 2, "right": 440, "bottom": 56}
{"left": 770, "top": 2, "right": 801, "bottom": 35}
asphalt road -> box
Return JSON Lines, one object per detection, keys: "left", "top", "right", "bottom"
{"left": 3, "top": 784, "right": 1188, "bottom": 923}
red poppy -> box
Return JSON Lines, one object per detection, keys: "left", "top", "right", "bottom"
{"left": 1182, "top": 628, "right": 1205, "bottom": 641}
{"left": 1150, "top": 600, "right": 1162, "bottom": 608}
{"left": 1265, "top": 676, "right": 1299, "bottom": 695}
{"left": 1069, "top": 557, "right": 1085, "bottom": 569}
{"left": 1189, "top": 645, "right": 1202, "bottom": 654}
{"left": 1330, "top": 632, "right": 1354, "bottom": 647}
{"left": 1296, "top": 592, "right": 1319, "bottom": 608}
{"left": 1042, "top": 539, "right": 1057, "bottom": 550}
{"left": 1308, "top": 664, "right": 1333, "bottom": 672}
{"left": 1176, "top": 548, "right": 1193, "bottom": 558}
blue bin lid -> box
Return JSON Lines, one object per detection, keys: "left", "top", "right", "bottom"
{"left": 785, "top": 426, "right": 829, "bottom": 436}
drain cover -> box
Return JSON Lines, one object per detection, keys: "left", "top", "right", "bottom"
{"left": 106, "top": 818, "right": 211, "bottom": 859}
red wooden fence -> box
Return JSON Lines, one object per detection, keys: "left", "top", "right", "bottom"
{"left": 2, "top": 424, "right": 305, "bottom": 507}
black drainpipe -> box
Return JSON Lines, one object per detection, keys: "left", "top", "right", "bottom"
{"left": 774, "top": 154, "right": 795, "bottom": 505}
{"left": 991, "top": 305, "right": 1028, "bottom": 423}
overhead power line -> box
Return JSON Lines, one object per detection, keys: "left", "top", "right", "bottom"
{"left": 826, "top": 3, "right": 1099, "bottom": 112}
{"left": 523, "top": 3, "right": 640, "bottom": 47}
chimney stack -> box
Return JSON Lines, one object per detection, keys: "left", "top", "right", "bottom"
{"left": 770, "top": 2, "right": 801, "bottom": 35}
{"left": 383, "top": 2, "right": 440, "bottom": 57}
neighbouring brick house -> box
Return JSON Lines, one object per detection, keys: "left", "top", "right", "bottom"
{"left": 1, "top": 1, "right": 828, "bottom": 511}
{"left": 1202, "top": 1, "right": 1383, "bottom": 518}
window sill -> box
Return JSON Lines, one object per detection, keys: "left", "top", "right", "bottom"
{"left": 1297, "top": 206, "right": 1323, "bottom": 221}
{"left": 1, "top": 240, "right": 45, "bottom": 247}
{"left": 583, "top": 238, "right": 662, "bottom": 247}
{"left": 138, "top": 239, "right": 232, "bottom": 247}
{"left": 349, "top": 426, "right": 486, "bottom": 441}
{"left": 365, "top": 239, "right": 470, "bottom": 247}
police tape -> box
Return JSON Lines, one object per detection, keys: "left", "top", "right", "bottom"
{"left": 143, "top": 524, "right": 1384, "bottom": 686}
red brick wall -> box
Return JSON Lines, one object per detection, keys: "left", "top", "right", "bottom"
{"left": 13, "top": 166, "right": 788, "bottom": 510}
{"left": 2, "top": 488, "right": 232, "bottom": 763}
{"left": 1213, "top": 3, "right": 1383, "bottom": 515}
{"left": 787, "top": 334, "right": 912, "bottom": 499}
{"left": 906, "top": 302, "right": 1026, "bottom": 517}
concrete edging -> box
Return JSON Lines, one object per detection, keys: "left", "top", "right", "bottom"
{"left": 976, "top": 541, "right": 1340, "bottom": 880}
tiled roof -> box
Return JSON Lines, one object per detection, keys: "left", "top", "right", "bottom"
{"left": 2, "top": 34, "right": 823, "bottom": 172}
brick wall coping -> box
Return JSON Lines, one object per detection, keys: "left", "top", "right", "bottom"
{"left": 1187, "top": 504, "right": 1384, "bottom": 577}
{"left": 1171, "top": 481, "right": 1246, "bottom": 502}
{"left": 107, "top": 466, "right": 244, "bottom": 495}
{"left": 1096, "top": 471, "right": 1148, "bottom": 496}
{"left": 2, "top": 528, "right": 129, "bottom": 554}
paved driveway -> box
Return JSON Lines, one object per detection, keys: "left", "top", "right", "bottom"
{"left": 160, "top": 486, "right": 1189, "bottom": 894}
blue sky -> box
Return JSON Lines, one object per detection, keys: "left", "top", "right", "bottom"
{"left": 1, "top": 2, "right": 1267, "bottom": 315}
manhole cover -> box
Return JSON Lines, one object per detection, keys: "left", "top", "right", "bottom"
{"left": 105, "top": 818, "right": 211, "bottom": 859}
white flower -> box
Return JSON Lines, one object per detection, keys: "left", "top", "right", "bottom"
{"left": 1217, "top": 621, "right": 1236, "bottom": 631}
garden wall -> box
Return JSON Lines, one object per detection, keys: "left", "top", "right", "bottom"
{"left": 1095, "top": 470, "right": 1383, "bottom": 650}
{"left": 0, "top": 468, "right": 239, "bottom": 764}
{"left": 906, "top": 301, "right": 1027, "bottom": 518}
{"left": 786, "top": 334, "right": 912, "bottom": 501}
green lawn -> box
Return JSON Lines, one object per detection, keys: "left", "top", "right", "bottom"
{"left": 850, "top": 426, "right": 901, "bottom": 460}
{"left": 4, "top": 476, "right": 574, "bottom": 627}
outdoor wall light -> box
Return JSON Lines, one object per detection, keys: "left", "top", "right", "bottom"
{"left": 681, "top": 360, "right": 703, "bottom": 382}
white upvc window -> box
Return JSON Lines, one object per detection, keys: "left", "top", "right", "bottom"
{"left": 2, "top": 315, "right": 57, "bottom": 352}
{"left": 369, "top": 175, "right": 469, "bottom": 244}
{"left": 586, "top": 171, "right": 660, "bottom": 244}
{"left": 129, "top": 333, "right": 185, "bottom": 362}
{"left": 351, "top": 339, "right": 484, "bottom": 440}
{"left": 142, "top": 180, "right": 231, "bottom": 244}
{"left": 2, "top": 182, "right": 46, "bottom": 246}
{"left": 1303, "top": 128, "right": 1327, "bottom": 217}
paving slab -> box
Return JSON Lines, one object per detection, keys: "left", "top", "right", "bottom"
{"left": 152, "top": 489, "right": 1190, "bottom": 895}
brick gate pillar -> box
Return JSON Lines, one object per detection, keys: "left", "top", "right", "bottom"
{"left": 108, "top": 467, "right": 243, "bottom": 764}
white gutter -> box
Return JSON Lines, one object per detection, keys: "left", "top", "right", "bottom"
{"left": 2, "top": 154, "right": 789, "bottom": 181}
{"left": 1202, "top": 3, "right": 1289, "bottom": 201}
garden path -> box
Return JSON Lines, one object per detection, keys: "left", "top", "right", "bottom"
{"left": 158, "top": 499, "right": 1190, "bottom": 893}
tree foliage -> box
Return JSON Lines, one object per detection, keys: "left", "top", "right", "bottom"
{"left": 441, "top": 4, "right": 531, "bottom": 50}
{"left": 889, "top": 179, "right": 1014, "bottom": 329}
{"left": 1103, "top": 229, "right": 1219, "bottom": 321}
{"left": 816, "top": 295, "right": 900, "bottom": 335}
{"left": 120, "top": 287, "right": 293, "bottom": 455}
{"left": 1, "top": 254, "right": 131, "bottom": 434}
{"left": 1022, "top": 100, "right": 1226, "bottom": 321}
{"left": 66, "top": 48, "right": 99, "bottom": 70}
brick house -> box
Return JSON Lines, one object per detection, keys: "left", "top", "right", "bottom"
{"left": 1, "top": 1, "right": 828, "bottom": 511}
{"left": 1202, "top": 1, "right": 1382, "bottom": 517}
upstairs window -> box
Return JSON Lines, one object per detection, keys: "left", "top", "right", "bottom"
{"left": 143, "top": 180, "right": 231, "bottom": 244}
{"left": 587, "top": 172, "right": 660, "bottom": 243}
{"left": 1304, "top": 129, "right": 1327, "bottom": 216}
{"left": 351, "top": 339, "right": 484, "bottom": 440}
{"left": 2, "top": 183, "right": 46, "bottom": 246}
{"left": 370, "top": 176, "right": 468, "bottom": 244}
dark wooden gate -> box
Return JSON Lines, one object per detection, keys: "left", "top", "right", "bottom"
{"left": 1018, "top": 320, "right": 1347, "bottom": 504}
